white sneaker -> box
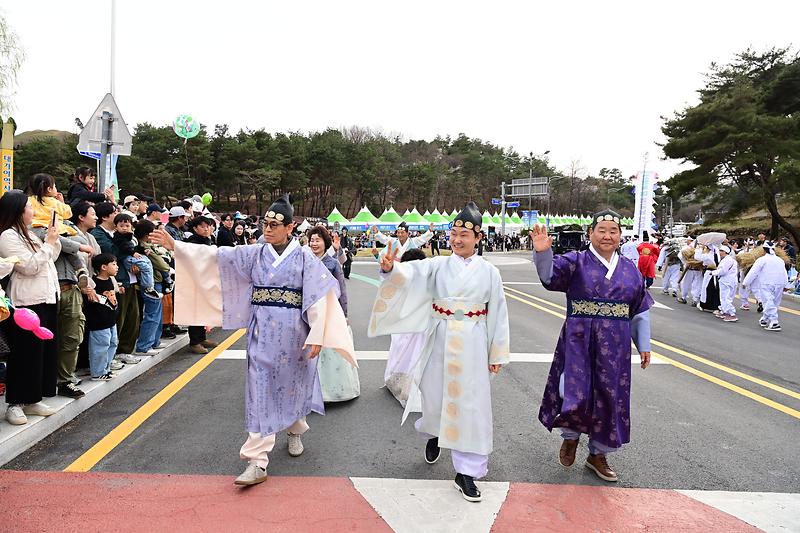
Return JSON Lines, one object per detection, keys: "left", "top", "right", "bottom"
{"left": 110, "top": 360, "right": 125, "bottom": 371}
{"left": 6, "top": 405, "right": 27, "bottom": 425}
{"left": 233, "top": 463, "right": 267, "bottom": 486}
{"left": 117, "top": 353, "right": 141, "bottom": 364}
{"left": 288, "top": 433, "right": 304, "bottom": 457}
{"left": 133, "top": 349, "right": 159, "bottom": 356}
{"left": 765, "top": 323, "right": 781, "bottom": 331}
{"left": 22, "top": 402, "right": 56, "bottom": 417}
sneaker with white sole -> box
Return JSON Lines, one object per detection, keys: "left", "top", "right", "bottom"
{"left": 91, "top": 373, "right": 113, "bottom": 381}
{"left": 133, "top": 349, "right": 159, "bottom": 357}
{"left": 234, "top": 463, "right": 267, "bottom": 486}
{"left": 765, "top": 323, "right": 781, "bottom": 331}
{"left": 6, "top": 405, "right": 27, "bottom": 425}
{"left": 117, "top": 353, "right": 141, "bottom": 364}
{"left": 22, "top": 402, "right": 56, "bottom": 416}
{"left": 722, "top": 314, "right": 738, "bottom": 322}
{"left": 288, "top": 433, "right": 304, "bottom": 457}
{"left": 740, "top": 303, "right": 750, "bottom": 311}
{"left": 759, "top": 319, "right": 768, "bottom": 327}
{"left": 110, "top": 360, "right": 125, "bottom": 371}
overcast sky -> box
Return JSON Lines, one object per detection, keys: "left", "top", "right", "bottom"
{"left": 4, "top": 0, "right": 798, "bottom": 181}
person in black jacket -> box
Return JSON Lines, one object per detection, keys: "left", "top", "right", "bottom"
{"left": 66, "top": 167, "right": 113, "bottom": 207}
{"left": 339, "top": 227, "right": 354, "bottom": 279}
{"left": 216, "top": 213, "right": 236, "bottom": 247}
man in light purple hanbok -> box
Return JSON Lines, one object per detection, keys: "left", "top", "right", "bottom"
{"left": 153, "top": 195, "right": 355, "bottom": 486}
{"left": 531, "top": 209, "right": 653, "bottom": 483}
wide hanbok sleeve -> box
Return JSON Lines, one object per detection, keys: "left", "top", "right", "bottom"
{"left": 367, "top": 258, "right": 440, "bottom": 337}
{"left": 300, "top": 249, "right": 357, "bottom": 367}
{"left": 486, "top": 267, "right": 511, "bottom": 365}
{"left": 534, "top": 250, "right": 579, "bottom": 293}
{"left": 173, "top": 241, "right": 224, "bottom": 328}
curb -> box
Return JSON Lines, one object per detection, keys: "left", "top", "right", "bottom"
{"left": 0, "top": 334, "right": 189, "bottom": 466}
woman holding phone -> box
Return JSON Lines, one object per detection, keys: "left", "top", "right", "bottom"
{"left": 0, "top": 190, "right": 62, "bottom": 425}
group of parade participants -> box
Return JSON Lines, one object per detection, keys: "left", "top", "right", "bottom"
{"left": 152, "top": 195, "right": 659, "bottom": 502}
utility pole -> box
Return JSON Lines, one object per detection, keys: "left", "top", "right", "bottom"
{"left": 110, "top": 0, "right": 116, "bottom": 95}
{"left": 99, "top": 0, "right": 117, "bottom": 192}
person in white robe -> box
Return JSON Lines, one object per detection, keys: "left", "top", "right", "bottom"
{"left": 655, "top": 240, "right": 682, "bottom": 296}
{"left": 620, "top": 236, "right": 639, "bottom": 263}
{"left": 368, "top": 202, "right": 510, "bottom": 503}
{"left": 709, "top": 245, "right": 738, "bottom": 321}
{"left": 373, "top": 222, "right": 435, "bottom": 260}
{"left": 743, "top": 241, "right": 787, "bottom": 331}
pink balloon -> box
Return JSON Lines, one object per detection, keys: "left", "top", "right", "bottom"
{"left": 13, "top": 307, "right": 41, "bottom": 331}
{"left": 161, "top": 212, "right": 169, "bottom": 224}
{"left": 33, "top": 327, "right": 54, "bottom": 340}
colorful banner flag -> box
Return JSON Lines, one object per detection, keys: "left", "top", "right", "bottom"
{"left": 633, "top": 170, "right": 658, "bottom": 238}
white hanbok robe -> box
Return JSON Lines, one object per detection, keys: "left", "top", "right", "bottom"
{"left": 368, "top": 253, "right": 510, "bottom": 456}
{"left": 375, "top": 230, "right": 433, "bottom": 259}
{"left": 710, "top": 254, "right": 738, "bottom": 315}
{"left": 743, "top": 253, "right": 787, "bottom": 324}
{"left": 620, "top": 241, "right": 639, "bottom": 263}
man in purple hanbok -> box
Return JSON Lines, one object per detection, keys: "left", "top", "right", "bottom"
{"left": 531, "top": 209, "right": 652, "bottom": 482}
{"left": 153, "top": 195, "right": 355, "bottom": 486}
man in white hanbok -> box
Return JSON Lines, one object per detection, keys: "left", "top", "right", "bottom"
{"left": 743, "top": 241, "right": 787, "bottom": 331}
{"left": 368, "top": 202, "right": 510, "bottom": 502}
{"left": 709, "top": 245, "right": 739, "bottom": 322}
{"left": 372, "top": 221, "right": 435, "bottom": 260}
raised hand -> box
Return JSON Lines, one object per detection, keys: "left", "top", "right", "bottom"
{"left": 380, "top": 241, "right": 400, "bottom": 273}
{"left": 151, "top": 228, "right": 175, "bottom": 251}
{"left": 45, "top": 210, "right": 59, "bottom": 246}
{"left": 429, "top": 222, "right": 435, "bottom": 232}
{"left": 529, "top": 224, "right": 553, "bottom": 252}
{"left": 332, "top": 233, "right": 341, "bottom": 250}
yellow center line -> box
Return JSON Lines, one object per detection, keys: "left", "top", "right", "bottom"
{"left": 652, "top": 351, "right": 800, "bottom": 420}
{"left": 505, "top": 285, "right": 566, "bottom": 311}
{"left": 504, "top": 288, "right": 800, "bottom": 419}
{"left": 735, "top": 294, "right": 800, "bottom": 316}
{"left": 64, "top": 328, "right": 246, "bottom": 473}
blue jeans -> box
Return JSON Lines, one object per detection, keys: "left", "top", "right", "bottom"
{"left": 135, "top": 282, "right": 163, "bottom": 352}
{"left": 124, "top": 255, "right": 154, "bottom": 291}
{"left": 88, "top": 326, "right": 118, "bottom": 377}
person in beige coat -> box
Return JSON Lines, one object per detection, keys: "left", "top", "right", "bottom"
{"left": 0, "top": 190, "right": 62, "bottom": 425}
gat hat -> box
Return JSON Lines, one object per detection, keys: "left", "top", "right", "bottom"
{"left": 591, "top": 209, "right": 622, "bottom": 229}
{"left": 762, "top": 240, "right": 776, "bottom": 255}
{"left": 146, "top": 203, "right": 166, "bottom": 214}
{"left": 397, "top": 221, "right": 409, "bottom": 231}
{"left": 265, "top": 193, "right": 293, "bottom": 223}
{"left": 168, "top": 206, "right": 189, "bottom": 218}
{"left": 123, "top": 195, "right": 139, "bottom": 206}
{"left": 452, "top": 202, "right": 482, "bottom": 232}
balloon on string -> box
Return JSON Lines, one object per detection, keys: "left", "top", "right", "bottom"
{"left": 13, "top": 307, "right": 55, "bottom": 340}
{"left": 172, "top": 114, "right": 201, "bottom": 140}
{"left": 201, "top": 192, "right": 213, "bottom": 206}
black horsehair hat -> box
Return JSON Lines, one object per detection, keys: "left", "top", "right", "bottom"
{"left": 591, "top": 208, "right": 622, "bottom": 229}
{"left": 265, "top": 194, "right": 293, "bottom": 223}
{"left": 452, "top": 202, "right": 482, "bottom": 233}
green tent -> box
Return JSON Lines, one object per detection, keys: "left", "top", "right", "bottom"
{"left": 491, "top": 212, "right": 502, "bottom": 225}
{"left": 537, "top": 215, "right": 547, "bottom": 225}
{"left": 429, "top": 209, "right": 450, "bottom": 224}
{"left": 448, "top": 209, "right": 459, "bottom": 221}
{"left": 403, "top": 208, "right": 428, "bottom": 225}
{"left": 510, "top": 212, "right": 525, "bottom": 226}
{"left": 423, "top": 210, "right": 435, "bottom": 223}
{"left": 378, "top": 206, "right": 404, "bottom": 224}
{"left": 349, "top": 205, "right": 381, "bottom": 225}
{"left": 326, "top": 207, "right": 348, "bottom": 224}
{"left": 482, "top": 210, "right": 494, "bottom": 226}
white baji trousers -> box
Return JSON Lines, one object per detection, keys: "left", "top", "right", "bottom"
{"left": 239, "top": 418, "right": 309, "bottom": 469}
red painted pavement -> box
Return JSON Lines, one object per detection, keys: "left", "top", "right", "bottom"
{"left": 491, "top": 482, "right": 762, "bottom": 532}
{"left": 0, "top": 470, "right": 392, "bottom": 533}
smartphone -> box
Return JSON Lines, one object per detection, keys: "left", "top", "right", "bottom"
{"left": 51, "top": 210, "right": 57, "bottom": 227}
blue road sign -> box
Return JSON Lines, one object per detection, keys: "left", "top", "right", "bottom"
{"left": 491, "top": 198, "right": 501, "bottom": 205}
{"left": 507, "top": 201, "right": 520, "bottom": 208}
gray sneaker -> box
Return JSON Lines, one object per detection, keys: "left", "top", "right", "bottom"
{"left": 288, "top": 433, "right": 304, "bottom": 457}
{"left": 117, "top": 353, "right": 141, "bottom": 364}
{"left": 110, "top": 360, "right": 125, "bottom": 371}
{"left": 234, "top": 463, "right": 267, "bottom": 486}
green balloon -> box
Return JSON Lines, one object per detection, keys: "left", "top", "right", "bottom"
{"left": 201, "top": 192, "right": 212, "bottom": 206}
{"left": 173, "top": 114, "right": 200, "bottom": 140}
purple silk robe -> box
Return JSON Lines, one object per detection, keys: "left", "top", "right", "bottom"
{"left": 216, "top": 242, "right": 339, "bottom": 435}
{"left": 538, "top": 251, "right": 653, "bottom": 449}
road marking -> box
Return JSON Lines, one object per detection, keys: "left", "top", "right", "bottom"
{"left": 505, "top": 288, "right": 800, "bottom": 420}
{"left": 64, "top": 329, "right": 247, "bottom": 472}
{"left": 736, "top": 294, "right": 800, "bottom": 317}
{"left": 349, "top": 272, "right": 381, "bottom": 287}
{"left": 651, "top": 339, "right": 800, "bottom": 402}
{"left": 678, "top": 490, "right": 800, "bottom": 533}
{"left": 352, "top": 477, "right": 510, "bottom": 533}
{"left": 652, "top": 301, "right": 673, "bottom": 310}
{"left": 503, "top": 281, "right": 542, "bottom": 285}
{"left": 217, "top": 349, "right": 666, "bottom": 364}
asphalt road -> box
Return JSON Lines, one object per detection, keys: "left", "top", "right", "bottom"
{"left": 7, "top": 253, "right": 800, "bottom": 493}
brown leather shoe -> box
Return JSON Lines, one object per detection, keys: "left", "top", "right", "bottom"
{"left": 189, "top": 344, "right": 208, "bottom": 354}
{"left": 585, "top": 454, "right": 619, "bottom": 482}
{"left": 559, "top": 439, "right": 579, "bottom": 467}
{"left": 201, "top": 340, "right": 218, "bottom": 349}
